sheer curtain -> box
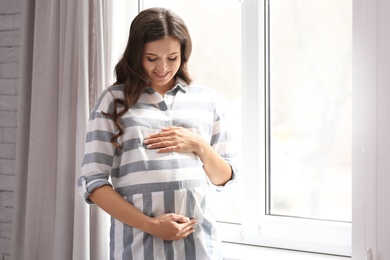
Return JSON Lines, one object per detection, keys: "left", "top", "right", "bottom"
{"left": 11, "top": 0, "right": 113, "bottom": 259}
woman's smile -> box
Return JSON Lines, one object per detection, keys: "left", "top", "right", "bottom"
{"left": 154, "top": 71, "right": 170, "bottom": 78}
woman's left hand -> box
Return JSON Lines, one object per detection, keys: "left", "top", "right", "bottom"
{"left": 143, "top": 126, "right": 203, "bottom": 154}
{"left": 144, "top": 126, "right": 232, "bottom": 186}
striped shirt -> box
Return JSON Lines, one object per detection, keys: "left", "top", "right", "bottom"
{"left": 78, "top": 79, "right": 239, "bottom": 260}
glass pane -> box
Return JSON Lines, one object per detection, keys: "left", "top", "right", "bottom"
{"left": 268, "top": 0, "right": 352, "bottom": 222}
{"left": 142, "top": 0, "right": 243, "bottom": 224}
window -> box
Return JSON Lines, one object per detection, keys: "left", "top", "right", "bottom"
{"left": 111, "top": 0, "right": 352, "bottom": 256}
{"left": 254, "top": 1, "right": 350, "bottom": 255}
{"left": 267, "top": 0, "right": 352, "bottom": 222}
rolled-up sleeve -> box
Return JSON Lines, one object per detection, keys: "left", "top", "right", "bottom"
{"left": 210, "top": 95, "right": 240, "bottom": 191}
{"left": 77, "top": 88, "right": 118, "bottom": 204}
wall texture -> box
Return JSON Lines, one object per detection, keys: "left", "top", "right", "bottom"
{"left": 0, "top": 0, "right": 20, "bottom": 259}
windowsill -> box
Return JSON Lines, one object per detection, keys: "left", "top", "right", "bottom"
{"left": 221, "top": 242, "right": 351, "bottom": 260}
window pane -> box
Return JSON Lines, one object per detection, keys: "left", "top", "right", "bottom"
{"left": 142, "top": 0, "right": 243, "bottom": 224}
{"left": 267, "top": 0, "right": 352, "bottom": 222}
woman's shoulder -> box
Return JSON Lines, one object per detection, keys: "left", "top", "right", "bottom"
{"left": 98, "top": 84, "right": 125, "bottom": 102}
{"left": 176, "top": 77, "right": 216, "bottom": 95}
{"left": 187, "top": 82, "right": 218, "bottom": 96}
{"left": 106, "top": 84, "right": 125, "bottom": 98}
{"left": 91, "top": 84, "right": 125, "bottom": 114}
{"left": 187, "top": 82, "right": 229, "bottom": 112}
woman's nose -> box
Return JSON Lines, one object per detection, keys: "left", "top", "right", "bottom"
{"left": 156, "top": 60, "right": 167, "bottom": 71}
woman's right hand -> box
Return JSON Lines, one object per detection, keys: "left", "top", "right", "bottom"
{"left": 146, "top": 213, "right": 197, "bottom": 241}
{"left": 89, "top": 186, "right": 197, "bottom": 241}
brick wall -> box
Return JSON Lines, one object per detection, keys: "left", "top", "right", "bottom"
{"left": 0, "top": 0, "right": 21, "bottom": 259}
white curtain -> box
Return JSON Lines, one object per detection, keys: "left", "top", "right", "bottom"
{"left": 11, "top": 0, "right": 113, "bottom": 259}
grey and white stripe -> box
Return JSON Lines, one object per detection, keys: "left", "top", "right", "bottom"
{"left": 78, "top": 79, "right": 238, "bottom": 260}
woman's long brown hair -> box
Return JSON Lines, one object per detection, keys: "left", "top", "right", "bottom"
{"left": 104, "top": 8, "right": 193, "bottom": 149}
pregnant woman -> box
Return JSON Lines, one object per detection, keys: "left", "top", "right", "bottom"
{"left": 78, "top": 7, "right": 238, "bottom": 260}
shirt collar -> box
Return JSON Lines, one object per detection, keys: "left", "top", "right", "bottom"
{"left": 173, "top": 78, "right": 189, "bottom": 93}
{"left": 144, "top": 77, "right": 189, "bottom": 94}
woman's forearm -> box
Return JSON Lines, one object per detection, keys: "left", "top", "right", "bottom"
{"left": 196, "top": 140, "right": 233, "bottom": 186}
{"left": 88, "top": 185, "right": 152, "bottom": 231}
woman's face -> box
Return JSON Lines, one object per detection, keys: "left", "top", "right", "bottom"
{"left": 143, "top": 36, "right": 181, "bottom": 95}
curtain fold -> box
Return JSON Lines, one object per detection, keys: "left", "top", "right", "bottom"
{"left": 11, "top": 1, "right": 111, "bottom": 259}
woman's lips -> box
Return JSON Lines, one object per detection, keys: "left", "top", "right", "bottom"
{"left": 154, "top": 71, "right": 169, "bottom": 78}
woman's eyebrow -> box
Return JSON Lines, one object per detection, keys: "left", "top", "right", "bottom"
{"left": 144, "top": 52, "right": 179, "bottom": 56}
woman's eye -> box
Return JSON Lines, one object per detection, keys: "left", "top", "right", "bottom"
{"left": 168, "top": 57, "right": 177, "bottom": 61}
{"left": 147, "top": 57, "right": 157, "bottom": 62}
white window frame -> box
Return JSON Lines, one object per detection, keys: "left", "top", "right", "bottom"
{"left": 217, "top": 0, "right": 351, "bottom": 256}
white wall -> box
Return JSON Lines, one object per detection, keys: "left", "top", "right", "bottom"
{"left": 352, "top": 0, "right": 390, "bottom": 259}
{"left": 373, "top": 0, "right": 390, "bottom": 258}
{"left": 0, "top": 0, "right": 20, "bottom": 259}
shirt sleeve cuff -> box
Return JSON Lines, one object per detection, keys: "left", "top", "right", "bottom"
{"left": 77, "top": 176, "right": 112, "bottom": 204}
{"left": 211, "top": 163, "right": 239, "bottom": 192}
